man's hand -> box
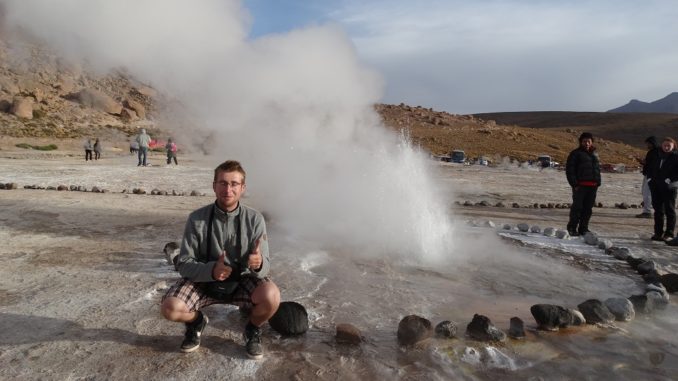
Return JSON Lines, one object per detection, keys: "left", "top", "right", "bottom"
{"left": 248, "top": 239, "right": 263, "bottom": 271}
{"left": 212, "top": 252, "right": 232, "bottom": 281}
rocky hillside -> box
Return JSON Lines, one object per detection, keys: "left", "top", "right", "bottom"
{"left": 378, "top": 104, "right": 646, "bottom": 168}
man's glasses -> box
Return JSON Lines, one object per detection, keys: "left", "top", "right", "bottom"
{"left": 214, "top": 181, "right": 243, "bottom": 189}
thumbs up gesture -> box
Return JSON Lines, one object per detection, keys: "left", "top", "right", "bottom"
{"left": 212, "top": 252, "right": 233, "bottom": 281}
{"left": 248, "top": 239, "right": 263, "bottom": 271}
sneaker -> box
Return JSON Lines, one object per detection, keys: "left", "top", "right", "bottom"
{"left": 651, "top": 234, "right": 665, "bottom": 241}
{"left": 662, "top": 233, "right": 674, "bottom": 241}
{"left": 181, "top": 311, "right": 208, "bottom": 353}
{"left": 244, "top": 323, "right": 263, "bottom": 359}
{"left": 666, "top": 238, "right": 678, "bottom": 246}
{"left": 635, "top": 212, "right": 652, "bottom": 218}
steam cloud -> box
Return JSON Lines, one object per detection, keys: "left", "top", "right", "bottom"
{"left": 3, "top": 0, "right": 454, "bottom": 260}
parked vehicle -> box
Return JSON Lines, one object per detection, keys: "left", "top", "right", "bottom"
{"left": 450, "top": 150, "right": 466, "bottom": 163}
{"left": 537, "top": 155, "right": 558, "bottom": 168}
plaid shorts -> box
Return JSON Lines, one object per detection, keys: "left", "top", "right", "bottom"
{"left": 162, "top": 277, "right": 269, "bottom": 312}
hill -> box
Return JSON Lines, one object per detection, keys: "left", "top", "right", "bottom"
{"left": 378, "top": 104, "right": 645, "bottom": 167}
{"left": 472, "top": 111, "right": 678, "bottom": 149}
{"left": 608, "top": 92, "right": 678, "bottom": 113}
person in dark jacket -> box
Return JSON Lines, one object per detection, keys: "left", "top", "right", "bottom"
{"left": 566, "top": 132, "right": 601, "bottom": 236}
{"left": 636, "top": 136, "right": 659, "bottom": 218}
{"left": 648, "top": 137, "right": 678, "bottom": 241}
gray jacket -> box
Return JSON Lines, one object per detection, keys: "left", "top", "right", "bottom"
{"left": 176, "top": 202, "right": 270, "bottom": 282}
{"left": 136, "top": 132, "right": 151, "bottom": 148}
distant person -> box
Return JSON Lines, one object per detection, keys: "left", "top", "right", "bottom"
{"left": 93, "top": 138, "right": 102, "bottom": 160}
{"left": 129, "top": 140, "right": 139, "bottom": 155}
{"left": 636, "top": 136, "right": 658, "bottom": 218}
{"left": 160, "top": 160, "right": 280, "bottom": 358}
{"left": 83, "top": 138, "right": 93, "bottom": 161}
{"left": 565, "top": 132, "right": 601, "bottom": 236}
{"left": 136, "top": 128, "right": 151, "bottom": 166}
{"left": 648, "top": 137, "right": 678, "bottom": 241}
{"left": 165, "top": 138, "right": 178, "bottom": 165}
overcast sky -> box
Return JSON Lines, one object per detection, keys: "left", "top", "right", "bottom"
{"left": 244, "top": 0, "right": 678, "bottom": 114}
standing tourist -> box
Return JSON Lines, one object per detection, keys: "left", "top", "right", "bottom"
{"left": 165, "top": 138, "right": 178, "bottom": 165}
{"left": 93, "top": 138, "right": 102, "bottom": 160}
{"left": 565, "top": 132, "right": 601, "bottom": 236}
{"left": 648, "top": 137, "right": 678, "bottom": 241}
{"left": 83, "top": 138, "right": 93, "bottom": 161}
{"left": 136, "top": 128, "right": 151, "bottom": 166}
{"left": 636, "top": 136, "right": 658, "bottom": 218}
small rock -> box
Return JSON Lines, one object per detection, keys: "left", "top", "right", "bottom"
{"left": 495, "top": 202, "right": 505, "bottom": 208}
{"left": 91, "top": 186, "right": 101, "bottom": 193}
{"left": 435, "top": 320, "right": 458, "bottom": 338}
{"left": 57, "top": 185, "right": 68, "bottom": 191}
{"left": 190, "top": 190, "right": 201, "bottom": 196}
{"left": 555, "top": 229, "right": 570, "bottom": 239}
{"left": 646, "top": 291, "right": 668, "bottom": 310}
{"left": 577, "top": 299, "right": 615, "bottom": 324}
{"left": 46, "top": 186, "right": 56, "bottom": 190}
{"left": 530, "top": 304, "right": 576, "bottom": 331}
{"left": 465, "top": 314, "right": 506, "bottom": 342}
{"left": 628, "top": 294, "right": 654, "bottom": 314}
{"left": 542, "top": 227, "right": 556, "bottom": 237}
{"left": 77, "top": 185, "right": 86, "bottom": 192}
{"left": 637, "top": 261, "right": 657, "bottom": 275}
{"left": 508, "top": 317, "right": 525, "bottom": 339}
{"left": 397, "top": 315, "right": 433, "bottom": 346}
{"left": 151, "top": 188, "right": 160, "bottom": 195}
{"left": 484, "top": 220, "right": 496, "bottom": 228}
{"left": 626, "top": 256, "right": 644, "bottom": 269}
{"left": 646, "top": 284, "right": 670, "bottom": 306}
{"left": 460, "top": 347, "right": 481, "bottom": 366}
{"left": 660, "top": 273, "right": 678, "bottom": 293}
{"left": 530, "top": 225, "right": 542, "bottom": 234}
{"left": 517, "top": 223, "right": 530, "bottom": 232}
{"left": 642, "top": 270, "right": 662, "bottom": 285}
{"left": 583, "top": 232, "right": 598, "bottom": 245}
{"left": 69, "top": 185, "right": 78, "bottom": 191}
{"left": 336, "top": 323, "right": 362, "bottom": 345}
{"left": 269, "top": 301, "right": 309, "bottom": 336}
{"left": 597, "top": 202, "right": 603, "bottom": 208}
{"left": 5, "top": 183, "right": 18, "bottom": 190}
{"left": 604, "top": 298, "right": 635, "bottom": 321}
{"left": 512, "top": 203, "right": 520, "bottom": 208}
{"left": 597, "top": 239, "right": 613, "bottom": 250}
{"left": 478, "top": 200, "right": 491, "bottom": 207}
{"left": 606, "top": 247, "right": 630, "bottom": 260}
{"left": 502, "top": 224, "right": 512, "bottom": 230}
{"left": 0, "top": 183, "right": 5, "bottom": 189}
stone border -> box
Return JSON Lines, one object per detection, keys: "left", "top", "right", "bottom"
{"left": 455, "top": 200, "right": 642, "bottom": 210}
{"left": 0, "top": 182, "right": 206, "bottom": 196}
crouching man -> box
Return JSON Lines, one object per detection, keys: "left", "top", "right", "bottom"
{"left": 161, "top": 160, "right": 280, "bottom": 358}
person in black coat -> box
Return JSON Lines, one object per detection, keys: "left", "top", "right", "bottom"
{"left": 637, "top": 136, "right": 659, "bottom": 218}
{"left": 566, "top": 132, "right": 601, "bottom": 236}
{"left": 648, "top": 137, "right": 678, "bottom": 241}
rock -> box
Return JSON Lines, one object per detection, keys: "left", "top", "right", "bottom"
{"left": 397, "top": 315, "right": 433, "bottom": 346}
{"left": 617, "top": 202, "right": 629, "bottom": 209}
{"left": 66, "top": 88, "right": 123, "bottom": 114}
{"left": 484, "top": 220, "right": 496, "bottom": 228}
{"left": 577, "top": 299, "right": 615, "bottom": 324}
{"left": 163, "top": 242, "right": 180, "bottom": 270}
{"left": 660, "top": 273, "right": 678, "bottom": 293}
{"left": 465, "top": 314, "right": 506, "bottom": 342}
{"left": 555, "top": 229, "right": 570, "bottom": 239}
{"left": 10, "top": 97, "right": 33, "bottom": 119}
{"left": 434, "top": 320, "right": 458, "bottom": 338}
{"left": 133, "top": 188, "right": 146, "bottom": 195}
{"left": 512, "top": 203, "right": 520, "bottom": 208}
{"left": 57, "top": 185, "right": 68, "bottom": 191}
{"left": 642, "top": 270, "right": 662, "bottom": 285}
{"left": 597, "top": 239, "right": 613, "bottom": 250}
{"left": 583, "top": 232, "right": 598, "bottom": 245}
{"left": 124, "top": 99, "right": 146, "bottom": 119}
{"left": 77, "top": 185, "right": 86, "bottom": 192}
{"left": 495, "top": 202, "right": 505, "bottom": 208}
{"left": 646, "top": 284, "right": 670, "bottom": 306}
{"left": 530, "top": 304, "right": 576, "bottom": 331}
{"left": 478, "top": 200, "right": 491, "bottom": 207}
{"left": 171, "top": 190, "right": 179, "bottom": 196}
{"left": 597, "top": 202, "right": 603, "bottom": 208}
{"left": 269, "top": 301, "right": 309, "bottom": 336}
{"left": 46, "top": 186, "right": 56, "bottom": 190}
{"left": 517, "top": 223, "right": 530, "bottom": 232}
{"left": 336, "top": 323, "right": 362, "bottom": 345}
{"left": 133, "top": 85, "right": 157, "bottom": 98}
{"left": 543, "top": 227, "right": 556, "bottom": 237}
{"left": 646, "top": 291, "right": 668, "bottom": 310}
{"left": 570, "top": 309, "right": 586, "bottom": 325}
{"left": 604, "top": 298, "right": 635, "bottom": 321}
{"left": 637, "top": 260, "right": 657, "bottom": 275}
{"left": 190, "top": 190, "right": 201, "bottom": 196}
{"left": 91, "top": 186, "right": 101, "bottom": 193}
{"left": 120, "top": 108, "right": 137, "bottom": 121}
{"left": 502, "top": 224, "right": 512, "bottom": 230}
{"left": 0, "top": 99, "right": 11, "bottom": 113}
{"left": 460, "top": 347, "right": 481, "bottom": 366}
{"left": 508, "top": 317, "right": 525, "bottom": 339}
{"left": 547, "top": 203, "right": 555, "bottom": 209}
{"left": 69, "top": 185, "right": 78, "bottom": 191}
{"left": 530, "top": 225, "right": 542, "bottom": 234}
{"left": 0, "top": 183, "right": 5, "bottom": 189}
{"left": 629, "top": 294, "right": 654, "bottom": 314}
{"left": 606, "top": 247, "right": 630, "bottom": 260}
{"left": 533, "top": 203, "right": 539, "bottom": 208}
{"left": 151, "top": 188, "right": 160, "bottom": 195}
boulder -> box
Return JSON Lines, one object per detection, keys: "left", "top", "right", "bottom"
{"left": 517, "top": 223, "right": 530, "bottom": 232}
{"left": 434, "top": 320, "right": 458, "bottom": 339}
{"left": 660, "top": 273, "right": 678, "bottom": 293}
{"left": 10, "top": 97, "right": 33, "bottom": 119}
{"left": 67, "top": 88, "right": 123, "bottom": 114}
{"left": 124, "top": 98, "right": 146, "bottom": 119}
{"left": 269, "top": 301, "right": 308, "bottom": 336}
{"left": 397, "top": 315, "right": 433, "bottom": 346}
{"left": 577, "top": 299, "right": 615, "bottom": 324}
{"left": 555, "top": 229, "right": 570, "bottom": 239}
{"left": 642, "top": 270, "right": 662, "bottom": 285}
{"left": 465, "top": 314, "right": 506, "bottom": 342}
{"left": 626, "top": 256, "right": 645, "bottom": 269}
{"left": 508, "top": 317, "right": 525, "bottom": 339}
{"left": 530, "top": 304, "right": 576, "bottom": 331}
{"left": 336, "top": 323, "right": 362, "bottom": 345}
{"left": 628, "top": 294, "right": 654, "bottom": 314}
{"left": 120, "top": 108, "right": 138, "bottom": 122}
{"left": 530, "top": 225, "right": 542, "bottom": 234}
{"left": 583, "top": 232, "right": 598, "bottom": 245}
{"left": 637, "top": 261, "right": 657, "bottom": 275}
{"left": 543, "top": 227, "right": 556, "bottom": 237}
{"left": 163, "top": 241, "right": 180, "bottom": 270}
{"left": 604, "top": 298, "right": 635, "bottom": 321}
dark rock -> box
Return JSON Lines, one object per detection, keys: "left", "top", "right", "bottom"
{"left": 434, "top": 320, "right": 458, "bottom": 338}
{"left": 478, "top": 200, "right": 491, "bottom": 207}
{"left": 547, "top": 203, "right": 555, "bottom": 209}
{"left": 512, "top": 203, "right": 520, "bottom": 208}
{"left": 597, "top": 202, "right": 603, "bottom": 208}
{"left": 190, "top": 190, "right": 201, "bottom": 196}
{"left": 269, "top": 301, "right": 308, "bottom": 336}
{"left": 397, "top": 315, "right": 433, "bottom": 346}
{"left": 607, "top": 247, "right": 630, "bottom": 260}
{"left": 617, "top": 202, "right": 629, "bottom": 209}
{"left": 517, "top": 223, "right": 530, "bottom": 232}
{"left": 5, "top": 183, "right": 18, "bottom": 189}
{"left": 502, "top": 224, "right": 512, "bottom": 230}
{"left": 57, "top": 185, "right": 68, "bottom": 191}
{"left": 646, "top": 284, "right": 670, "bottom": 306}
{"left": 660, "top": 273, "right": 678, "bottom": 293}
{"left": 604, "top": 298, "right": 635, "bottom": 321}
{"left": 465, "top": 314, "right": 506, "bottom": 342}
{"left": 530, "top": 304, "right": 576, "bottom": 331}
{"left": 508, "top": 317, "right": 525, "bottom": 339}
{"left": 495, "top": 202, "right": 505, "bottom": 208}
{"left": 530, "top": 225, "right": 542, "bottom": 233}
{"left": 577, "top": 299, "right": 615, "bottom": 324}
{"left": 555, "top": 229, "right": 570, "bottom": 239}
{"left": 539, "top": 203, "right": 547, "bottom": 209}
{"left": 77, "top": 185, "right": 86, "bottom": 192}
{"left": 69, "top": 185, "right": 78, "bottom": 191}
{"left": 628, "top": 294, "right": 654, "bottom": 314}
{"left": 543, "top": 227, "right": 556, "bottom": 237}
{"left": 151, "top": 188, "right": 160, "bottom": 195}
{"left": 533, "top": 203, "right": 539, "bottom": 208}
{"left": 336, "top": 323, "right": 362, "bottom": 344}
{"left": 91, "top": 186, "right": 101, "bottom": 193}
{"left": 642, "top": 270, "right": 662, "bottom": 285}
{"left": 626, "top": 257, "right": 644, "bottom": 269}
{"left": 0, "top": 183, "right": 5, "bottom": 189}
{"left": 637, "top": 260, "right": 657, "bottom": 275}
{"left": 46, "top": 186, "right": 56, "bottom": 190}
{"left": 583, "top": 232, "right": 598, "bottom": 245}
{"left": 646, "top": 291, "right": 668, "bottom": 310}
